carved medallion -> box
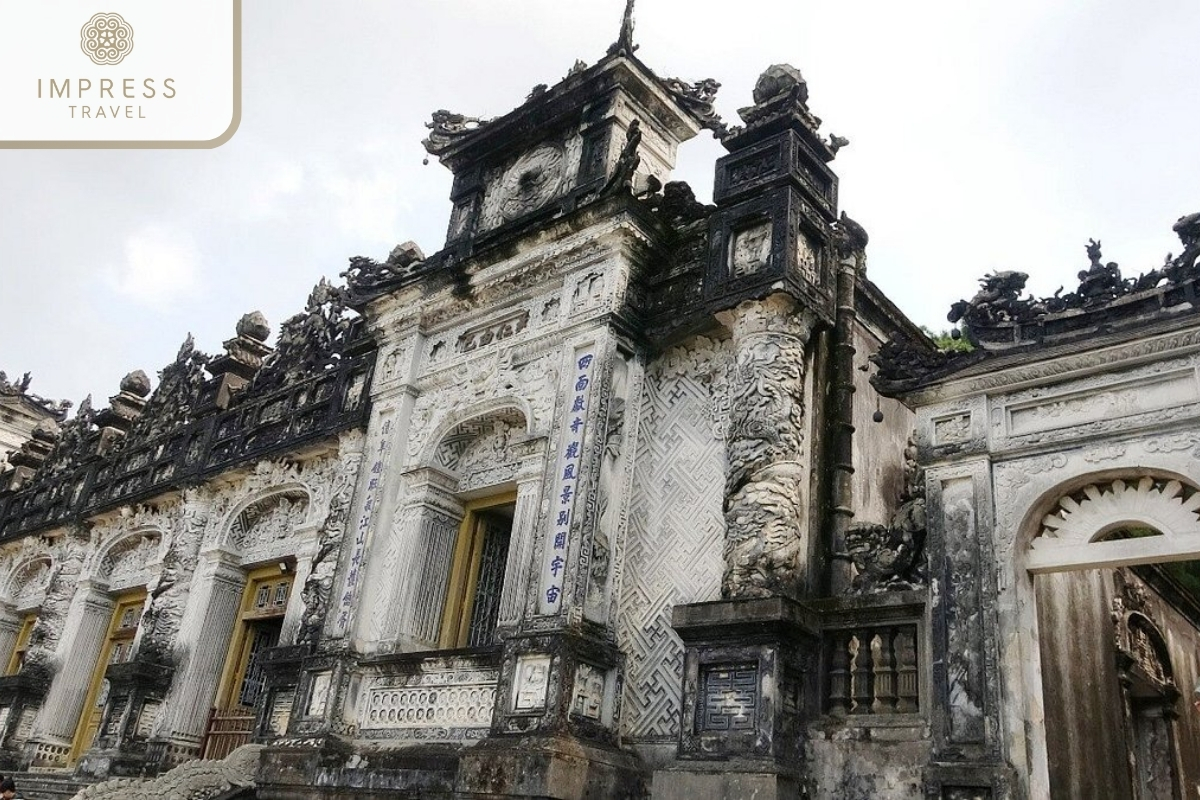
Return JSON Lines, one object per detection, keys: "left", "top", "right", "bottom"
{"left": 497, "top": 144, "right": 567, "bottom": 222}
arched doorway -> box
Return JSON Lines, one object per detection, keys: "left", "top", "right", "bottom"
{"left": 1023, "top": 474, "right": 1200, "bottom": 800}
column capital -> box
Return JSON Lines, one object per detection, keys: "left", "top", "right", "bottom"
{"left": 716, "top": 293, "right": 817, "bottom": 344}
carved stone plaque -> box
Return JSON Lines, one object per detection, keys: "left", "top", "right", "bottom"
{"left": 306, "top": 671, "right": 332, "bottom": 717}
{"left": 571, "top": 662, "right": 606, "bottom": 721}
{"left": 136, "top": 700, "right": 161, "bottom": 739}
{"left": 796, "top": 231, "right": 818, "bottom": 285}
{"left": 513, "top": 654, "right": 552, "bottom": 711}
{"left": 700, "top": 662, "right": 758, "bottom": 731}
{"left": 731, "top": 221, "right": 772, "bottom": 278}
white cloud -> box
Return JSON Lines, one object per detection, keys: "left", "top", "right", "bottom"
{"left": 105, "top": 225, "right": 201, "bottom": 306}
{"left": 244, "top": 160, "right": 305, "bottom": 220}
{"left": 319, "top": 149, "right": 409, "bottom": 246}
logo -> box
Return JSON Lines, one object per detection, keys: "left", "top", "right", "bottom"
{"left": 80, "top": 12, "right": 134, "bottom": 66}
{"left": 2, "top": 2, "right": 241, "bottom": 148}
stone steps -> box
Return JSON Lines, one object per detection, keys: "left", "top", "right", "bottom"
{"left": 6, "top": 771, "right": 94, "bottom": 800}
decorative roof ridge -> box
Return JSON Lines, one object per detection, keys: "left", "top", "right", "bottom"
{"left": 421, "top": 3, "right": 726, "bottom": 162}
{"left": 0, "top": 370, "right": 71, "bottom": 420}
{"left": 871, "top": 212, "right": 1200, "bottom": 396}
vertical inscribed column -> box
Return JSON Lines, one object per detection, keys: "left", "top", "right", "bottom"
{"left": 717, "top": 294, "right": 816, "bottom": 600}
{"left": 538, "top": 346, "right": 598, "bottom": 616}
{"left": 331, "top": 412, "right": 395, "bottom": 638}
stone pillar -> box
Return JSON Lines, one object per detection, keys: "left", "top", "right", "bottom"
{"left": 716, "top": 293, "right": 816, "bottom": 600}
{"left": 923, "top": 460, "right": 1014, "bottom": 799}
{"left": 149, "top": 550, "right": 244, "bottom": 758}
{"left": 496, "top": 471, "right": 546, "bottom": 631}
{"left": 369, "top": 471, "right": 462, "bottom": 651}
{"left": 26, "top": 581, "right": 114, "bottom": 764}
{"left": 0, "top": 607, "right": 19, "bottom": 670}
{"left": 660, "top": 295, "right": 824, "bottom": 798}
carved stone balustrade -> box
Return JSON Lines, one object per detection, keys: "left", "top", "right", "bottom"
{"left": 0, "top": 350, "right": 374, "bottom": 541}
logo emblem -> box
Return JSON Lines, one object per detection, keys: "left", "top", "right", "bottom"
{"left": 80, "top": 12, "right": 134, "bottom": 65}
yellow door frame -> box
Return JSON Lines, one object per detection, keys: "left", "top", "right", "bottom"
{"left": 212, "top": 563, "right": 292, "bottom": 712}
{"left": 437, "top": 492, "right": 517, "bottom": 649}
{"left": 68, "top": 590, "right": 146, "bottom": 764}
{"left": 5, "top": 612, "right": 37, "bottom": 676}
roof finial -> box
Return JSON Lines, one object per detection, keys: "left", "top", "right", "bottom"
{"left": 607, "top": 0, "right": 637, "bottom": 56}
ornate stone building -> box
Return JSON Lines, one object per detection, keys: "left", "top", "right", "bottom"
{"left": 0, "top": 373, "right": 68, "bottom": 471}
{"left": 1, "top": 7, "right": 1199, "bottom": 800}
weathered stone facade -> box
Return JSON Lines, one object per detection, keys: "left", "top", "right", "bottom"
{"left": 2, "top": 6, "right": 1200, "bottom": 800}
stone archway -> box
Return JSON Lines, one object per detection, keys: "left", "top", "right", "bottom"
{"left": 1021, "top": 473, "right": 1200, "bottom": 800}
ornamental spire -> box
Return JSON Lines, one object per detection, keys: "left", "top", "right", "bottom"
{"left": 607, "top": 0, "right": 637, "bottom": 56}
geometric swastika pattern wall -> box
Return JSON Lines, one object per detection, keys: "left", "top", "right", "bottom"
{"left": 618, "top": 338, "right": 728, "bottom": 741}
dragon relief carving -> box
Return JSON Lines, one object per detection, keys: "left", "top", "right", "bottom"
{"left": 20, "top": 528, "right": 90, "bottom": 686}
{"left": 298, "top": 434, "right": 362, "bottom": 645}
{"left": 0, "top": 371, "right": 70, "bottom": 419}
{"left": 947, "top": 214, "right": 1200, "bottom": 345}
{"left": 137, "top": 496, "right": 209, "bottom": 664}
{"left": 342, "top": 241, "right": 427, "bottom": 301}
{"left": 845, "top": 437, "right": 928, "bottom": 592}
{"left": 68, "top": 743, "right": 263, "bottom": 800}
{"left": 875, "top": 212, "right": 1200, "bottom": 393}
{"left": 422, "top": 109, "right": 491, "bottom": 155}
{"left": 721, "top": 297, "right": 815, "bottom": 599}
{"left": 661, "top": 76, "right": 726, "bottom": 136}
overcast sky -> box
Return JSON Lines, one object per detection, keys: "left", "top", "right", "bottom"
{"left": 2, "top": 0, "right": 1197, "bottom": 410}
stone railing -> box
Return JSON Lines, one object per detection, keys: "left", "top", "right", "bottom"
{"left": 0, "top": 351, "right": 374, "bottom": 540}
{"left": 356, "top": 649, "right": 502, "bottom": 744}
{"left": 825, "top": 623, "right": 920, "bottom": 716}
{"left": 810, "top": 591, "right": 925, "bottom": 718}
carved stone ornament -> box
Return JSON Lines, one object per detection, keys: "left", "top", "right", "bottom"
{"left": 642, "top": 180, "right": 714, "bottom": 224}
{"left": 730, "top": 221, "right": 773, "bottom": 278}
{"left": 138, "top": 497, "right": 207, "bottom": 663}
{"left": 869, "top": 333, "right": 976, "bottom": 395}
{"left": 422, "top": 109, "right": 491, "bottom": 156}
{"left": 720, "top": 295, "right": 816, "bottom": 599}
{"left": 1111, "top": 572, "right": 1176, "bottom": 695}
{"left": 19, "top": 527, "right": 89, "bottom": 685}
{"left": 342, "top": 241, "right": 428, "bottom": 301}
{"left": 118, "top": 336, "right": 210, "bottom": 448}
{"left": 0, "top": 370, "right": 69, "bottom": 419}
{"left": 67, "top": 743, "right": 263, "bottom": 800}
{"left": 606, "top": 0, "right": 637, "bottom": 56}
{"left": 944, "top": 211, "right": 1200, "bottom": 351}
{"left": 845, "top": 437, "right": 927, "bottom": 592}
{"left": 834, "top": 211, "right": 869, "bottom": 259}
{"left": 495, "top": 144, "right": 567, "bottom": 222}
{"left": 246, "top": 279, "right": 354, "bottom": 395}
{"left": 728, "top": 63, "right": 824, "bottom": 141}
{"left": 602, "top": 119, "right": 642, "bottom": 197}
{"left": 661, "top": 76, "right": 727, "bottom": 136}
